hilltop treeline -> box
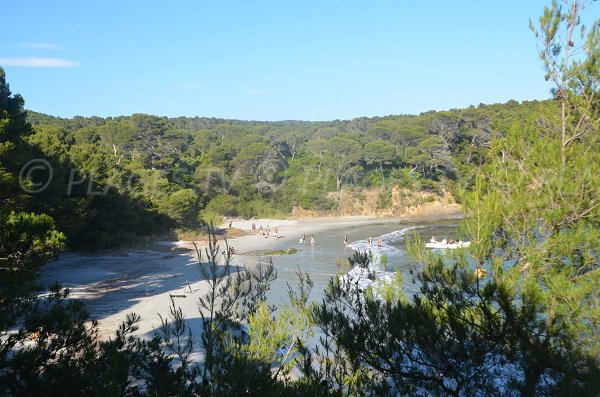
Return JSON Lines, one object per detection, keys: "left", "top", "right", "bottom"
{"left": 24, "top": 93, "right": 554, "bottom": 249}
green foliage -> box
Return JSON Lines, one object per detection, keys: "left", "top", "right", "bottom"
{"left": 376, "top": 188, "right": 392, "bottom": 209}
{"left": 1, "top": 226, "right": 319, "bottom": 396}
{"left": 389, "top": 167, "right": 418, "bottom": 189}
{"left": 463, "top": 122, "right": 600, "bottom": 354}
{"left": 249, "top": 247, "right": 298, "bottom": 256}
{"left": 19, "top": 95, "right": 558, "bottom": 240}
{"left": 0, "top": 211, "right": 65, "bottom": 277}
{"left": 201, "top": 194, "right": 239, "bottom": 223}
{"left": 364, "top": 140, "right": 396, "bottom": 185}
{"left": 193, "top": 165, "right": 228, "bottom": 199}
{"left": 0, "top": 70, "right": 68, "bottom": 300}
{"left": 309, "top": 256, "right": 600, "bottom": 396}
{"left": 0, "top": 67, "right": 564, "bottom": 252}
{"left": 458, "top": 0, "right": 600, "bottom": 359}
{"left": 414, "top": 135, "right": 455, "bottom": 179}
{"left": 158, "top": 188, "right": 201, "bottom": 226}
{"left": 1, "top": 286, "right": 152, "bottom": 396}
{"left": 0, "top": 69, "right": 29, "bottom": 144}
{"left": 367, "top": 170, "right": 384, "bottom": 187}
{"left": 380, "top": 253, "right": 388, "bottom": 273}
{"left": 303, "top": 3, "right": 600, "bottom": 395}
{"left": 238, "top": 198, "right": 286, "bottom": 219}
{"left": 151, "top": 228, "right": 316, "bottom": 395}
{"left": 3, "top": 2, "right": 598, "bottom": 393}
{"left": 335, "top": 256, "right": 351, "bottom": 267}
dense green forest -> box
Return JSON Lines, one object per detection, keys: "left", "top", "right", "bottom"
{"left": 1, "top": 0, "right": 598, "bottom": 395}
{"left": 22, "top": 92, "right": 554, "bottom": 249}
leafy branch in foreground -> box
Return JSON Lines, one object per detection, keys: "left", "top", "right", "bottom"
{"left": 155, "top": 226, "right": 318, "bottom": 396}
{"left": 310, "top": 253, "right": 600, "bottom": 396}
{"left": 305, "top": 2, "right": 599, "bottom": 395}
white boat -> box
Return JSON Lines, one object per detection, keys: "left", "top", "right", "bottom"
{"left": 425, "top": 240, "right": 471, "bottom": 249}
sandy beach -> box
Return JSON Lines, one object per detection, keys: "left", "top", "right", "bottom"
{"left": 40, "top": 214, "right": 461, "bottom": 340}
{"left": 212, "top": 216, "right": 398, "bottom": 255}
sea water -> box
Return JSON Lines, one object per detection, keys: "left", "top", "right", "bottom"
{"left": 263, "top": 220, "right": 461, "bottom": 306}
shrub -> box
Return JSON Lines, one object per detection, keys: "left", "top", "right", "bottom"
{"left": 376, "top": 189, "right": 392, "bottom": 209}
{"left": 204, "top": 194, "right": 239, "bottom": 217}
{"left": 158, "top": 189, "right": 201, "bottom": 225}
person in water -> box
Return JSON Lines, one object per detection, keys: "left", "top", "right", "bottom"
{"left": 377, "top": 239, "right": 382, "bottom": 248}
{"left": 344, "top": 235, "right": 348, "bottom": 246}
{"left": 368, "top": 237, "right": 372, "bottom": 246}
{"left": 310, "top": 235, "right": 315, "bottom": 245}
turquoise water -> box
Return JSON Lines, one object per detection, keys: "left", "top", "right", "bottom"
{"left": 264, "top": 220, "right": 462, "bottom": 305}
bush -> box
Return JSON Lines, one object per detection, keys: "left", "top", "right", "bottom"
{"left": 158, "top": 189, "right": 201, "bottom": 226}
{"left": 355, "top": 192, "right": 366, "bottom": 202}
{"left": 376, "top": 189, "right": 392, "bottom": 209}
{"left": 199, "top": 210, "right": 222, "bottom": 226}
{"left": 204, "top": 194, "right": 239, "bottom": 217}
{"left": 389, "top": 168, "right": 417, "bottom": 189}
{"left": 239, "top": 199, "right": 283, "bottom": 219}
{"left": 416, "top": 179, "right": 443, "bottom": 195}
{"left": 367, "top": 171, "right": 384, "bottom": 188}
{"left": 312, "top": 197, "right": 337, "bottom": 211}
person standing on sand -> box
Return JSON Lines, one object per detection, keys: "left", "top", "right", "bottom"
{"left": 252, "top": 222, "right": 256, "bottom": 232}
{"left": 274, "top": 226, "right": 279, "bottom": 238}
{"left": 310, "top": 235, "right": 315, "bottom": 245}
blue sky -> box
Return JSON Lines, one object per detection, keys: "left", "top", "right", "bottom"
{"left": 0, "top": 1, "right": 563, "bottom": 120}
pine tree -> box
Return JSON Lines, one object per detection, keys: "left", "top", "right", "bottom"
{"left": 309, "top": 1, "right": 599, "bottom": 395}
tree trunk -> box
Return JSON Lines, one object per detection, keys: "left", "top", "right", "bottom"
{"left": 521, "top": 364, "right": 544, "bottom": 397}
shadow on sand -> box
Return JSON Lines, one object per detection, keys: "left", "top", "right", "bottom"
{"left": 40, "top": 247, "right": 242, "bottom": 330}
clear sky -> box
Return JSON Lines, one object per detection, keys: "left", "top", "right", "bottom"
{"left": 0, "top": 1, "right": 565, "bottom": 121}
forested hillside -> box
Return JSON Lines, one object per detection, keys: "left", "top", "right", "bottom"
{"left": 23, "top": 95, "right": 555, "bottom": 249}
{"left": 1, "top": 0, "right": 598, "bottom": 394}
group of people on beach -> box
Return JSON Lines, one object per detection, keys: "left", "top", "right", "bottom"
{"left": 299, "top": 234, "right": 315, "bottom": 245}
{"left": 252, "top": 223, "right": 279, "bottom": 239}
{"left": 367, "top": 236, "right": 382, "bottom": 248}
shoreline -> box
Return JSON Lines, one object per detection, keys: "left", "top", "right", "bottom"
{"left": 185, "top": 208, "right": 463, "bottom": 255}
{"left": 41, "top": 212, "right": 463, "bottom": 340}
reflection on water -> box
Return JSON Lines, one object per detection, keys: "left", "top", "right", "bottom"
{"left": 264, "top": 220, "right": 462, "bottom": 306}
